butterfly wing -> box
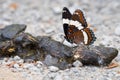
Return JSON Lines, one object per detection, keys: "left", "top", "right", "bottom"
{"left": 82, "top": 28, "right": 96, "bottom": 45}
{"left": 62, "top": 7, "right": 96, "bottom": 45}
{"left": 65, "top": 27, "right": 96, "bottom": 45}
{"left": 72, "top": 9, "right": 88, "bottom": 28}
{"left": 62, "top": 7, "right": 72, "bottom": 20}
{"left": 69, "top": 9, "right": 96, "bottom": 45}
{"left": 62, "top": 7, "right": 72, "bottom": 42}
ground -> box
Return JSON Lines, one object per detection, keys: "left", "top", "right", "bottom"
{"left": 0, "top": 0, "right": 120, "bottom": 80}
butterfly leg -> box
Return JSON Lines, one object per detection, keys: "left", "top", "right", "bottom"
{"left": 61, "top": 38, "right": 65, "bottom": 44}
{"left": 60, "top": 34, "right": 66, "bottom": 44}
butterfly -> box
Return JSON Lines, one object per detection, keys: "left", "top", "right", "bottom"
{"left": 62, "top": 7, "right": 96, "bottom": 45}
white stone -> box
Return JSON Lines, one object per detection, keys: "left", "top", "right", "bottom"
{"left": 48, "top": 66, "right": 59, "bottom": 72}
{"left": 115, "top": 26, "right": 120, "bottom": 35}
{"left": 13, "top": 56, "right": 21, "bottom": 61}
{"left": 73, "top": 60, "right": 83, "bottom": 67}
{"left": 13, "top": 64, "right": 20, "bottom": 68}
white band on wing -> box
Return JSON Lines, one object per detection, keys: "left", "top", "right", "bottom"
{"left": 63, "top": 19, "right": 84, "bottom": 30}
{"left": 63, "top": 19, "right": 69, "bottom": 24}
{"left": 81, "top": 30, "right": 88, "bottom": 44}
{"left": 70, "top": 20, "right": 83, "bottom": 30}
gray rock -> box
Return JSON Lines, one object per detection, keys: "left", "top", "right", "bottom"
{"left": 73, "top": 45, "right": 118, "bottom": 66}
{"left": 43, "top": 55, "right": 58, "bottom": 66}
{"left": 1, "top": 24, "right": 26, "bottom": 40}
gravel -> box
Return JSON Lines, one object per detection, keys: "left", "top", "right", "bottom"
{"left": 48, "top": 66, "right": 59, "bottom": 72}
{"left": 0, "top": 0, "right": 120, "bottom": 80}
{"left": 72, "top": 60, "right": 83, "bottom": 67}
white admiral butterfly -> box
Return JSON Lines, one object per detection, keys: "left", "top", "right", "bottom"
{"left": 62, "top": 7, "right": 96, "bottom": 45}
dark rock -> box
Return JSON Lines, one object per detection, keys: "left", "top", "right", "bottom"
{"left": 43, "top": 54, "right": 58, "bottom": 66}
{"left": 73, "top": 45, "right": 118, "bottom": 66}
{"left": 0, "top": 24, "right": 118, "bottom": 70}
{"left": 0, "top": 41, "right": 16, "bottom": 56}
{"left": 37, "top": 36, "right": 73, "bottom": 69}
{"left": 13, "top": 33, "right": 41, "bottom": 61}
{"left": 43, "top": 54, "right": 71, "bottom": 70}
{"left": 1, "top": 24, "right": 26, "bottom": 40}
{"left": 37, "top": 36, "right": 73, "bottom": 58}
{"left": 13, "top": 33, "right": 39, "bottom": 47}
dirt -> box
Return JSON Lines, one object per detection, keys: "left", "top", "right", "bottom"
{"left": 0, "top": 66, "right": 25, "bottom": 80}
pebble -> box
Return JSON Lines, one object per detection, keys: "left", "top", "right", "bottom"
{"left": 115, "top": 25, "right": 120, "bottom": 35}
{"left": 36, "top": 61, "right": 44, "bottom": 68}
{"left": 23, "top": 63, "right": 34, "bottom": 69}
{"left": 13, "top": 63, "right": 20, "bottom": 68}
{"left": 44, "top": 55, "right": 58, "bottom": 66}
{"left": 48, "top": 66, "right": 59, "bottom": 72}
{"left": 54, "top": 74, "right": 63, "bottom": 80}
{"left": 13, "top": 56, "right": 21, "bottom": 61}
{"left": 72, "top": 60, "right": 83, "bottom": 67}
{"left": 52, "top": 7, "right": 61, "bottom": 14}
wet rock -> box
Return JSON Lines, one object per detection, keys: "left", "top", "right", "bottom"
{"left": 13, "top": 33, "right": 39, "bottom": 47}
{"left": 37, "top": 36, "right": 74, "bottom": 69}
{"left": 0, "top": 24, "right": 118, "bottom": 70}
{"left": 73, "top": 45, "right": 118, "bottom": 66}
{"left": 43, "top": 54, "right": 72, "bottom": 70}
{"left": 37, "top": 36, "right": 73, "bottom": 58}
{"left": 1, "top": 24, "right": 26, "bottom": 40}
{"left": 43, "top": 55, "right": 58, "bottom": 66}
{"left": 0, "top": 41, "right": 16, "bottom": 55}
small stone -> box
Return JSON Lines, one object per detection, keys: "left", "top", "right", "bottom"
{"left": 44, "top": 55, "right": 58, "bottom": 66}
{"left": 73, "top": 60, "right": 83, "bottom": 67}
{"left": 13, "top": 56, "right": 21, "bottom": 61}
{"left": 23, "top": 63, "right": 34, "bottom": 69}
{"left": 45, "top": 28, "right": 54, "bottom": 34}
{"left": 36, "top": 61, "right": 44, "bottom": 68}
{"left": 13, "top": 63, "right": 19, "bottom": 68}
{"left": 52, "top": 7, "right": 61, "bottom": 14}
{"left": 115, "top": 25, "right": 120, "bottom": 35}
{"left": 18, "top": 59, "right": 24, "bottom": 63}
{"left": 29, "top": 67, "right": 39, "bottom": 72}
{"left": 3, "top": 58, "right": 9, "bottom": 62}
{"left": 54, "top": 74, "right": 63, "bottom": 80}
{"left": 1, "top": 24, "right": 26, "bottom": 40}
{"left": 48, "top": 66, "right": 59, "bottom": 72}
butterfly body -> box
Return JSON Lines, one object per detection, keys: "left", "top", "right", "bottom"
{"left": 62, "top": 7, "right": 96, "bottom": 45}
